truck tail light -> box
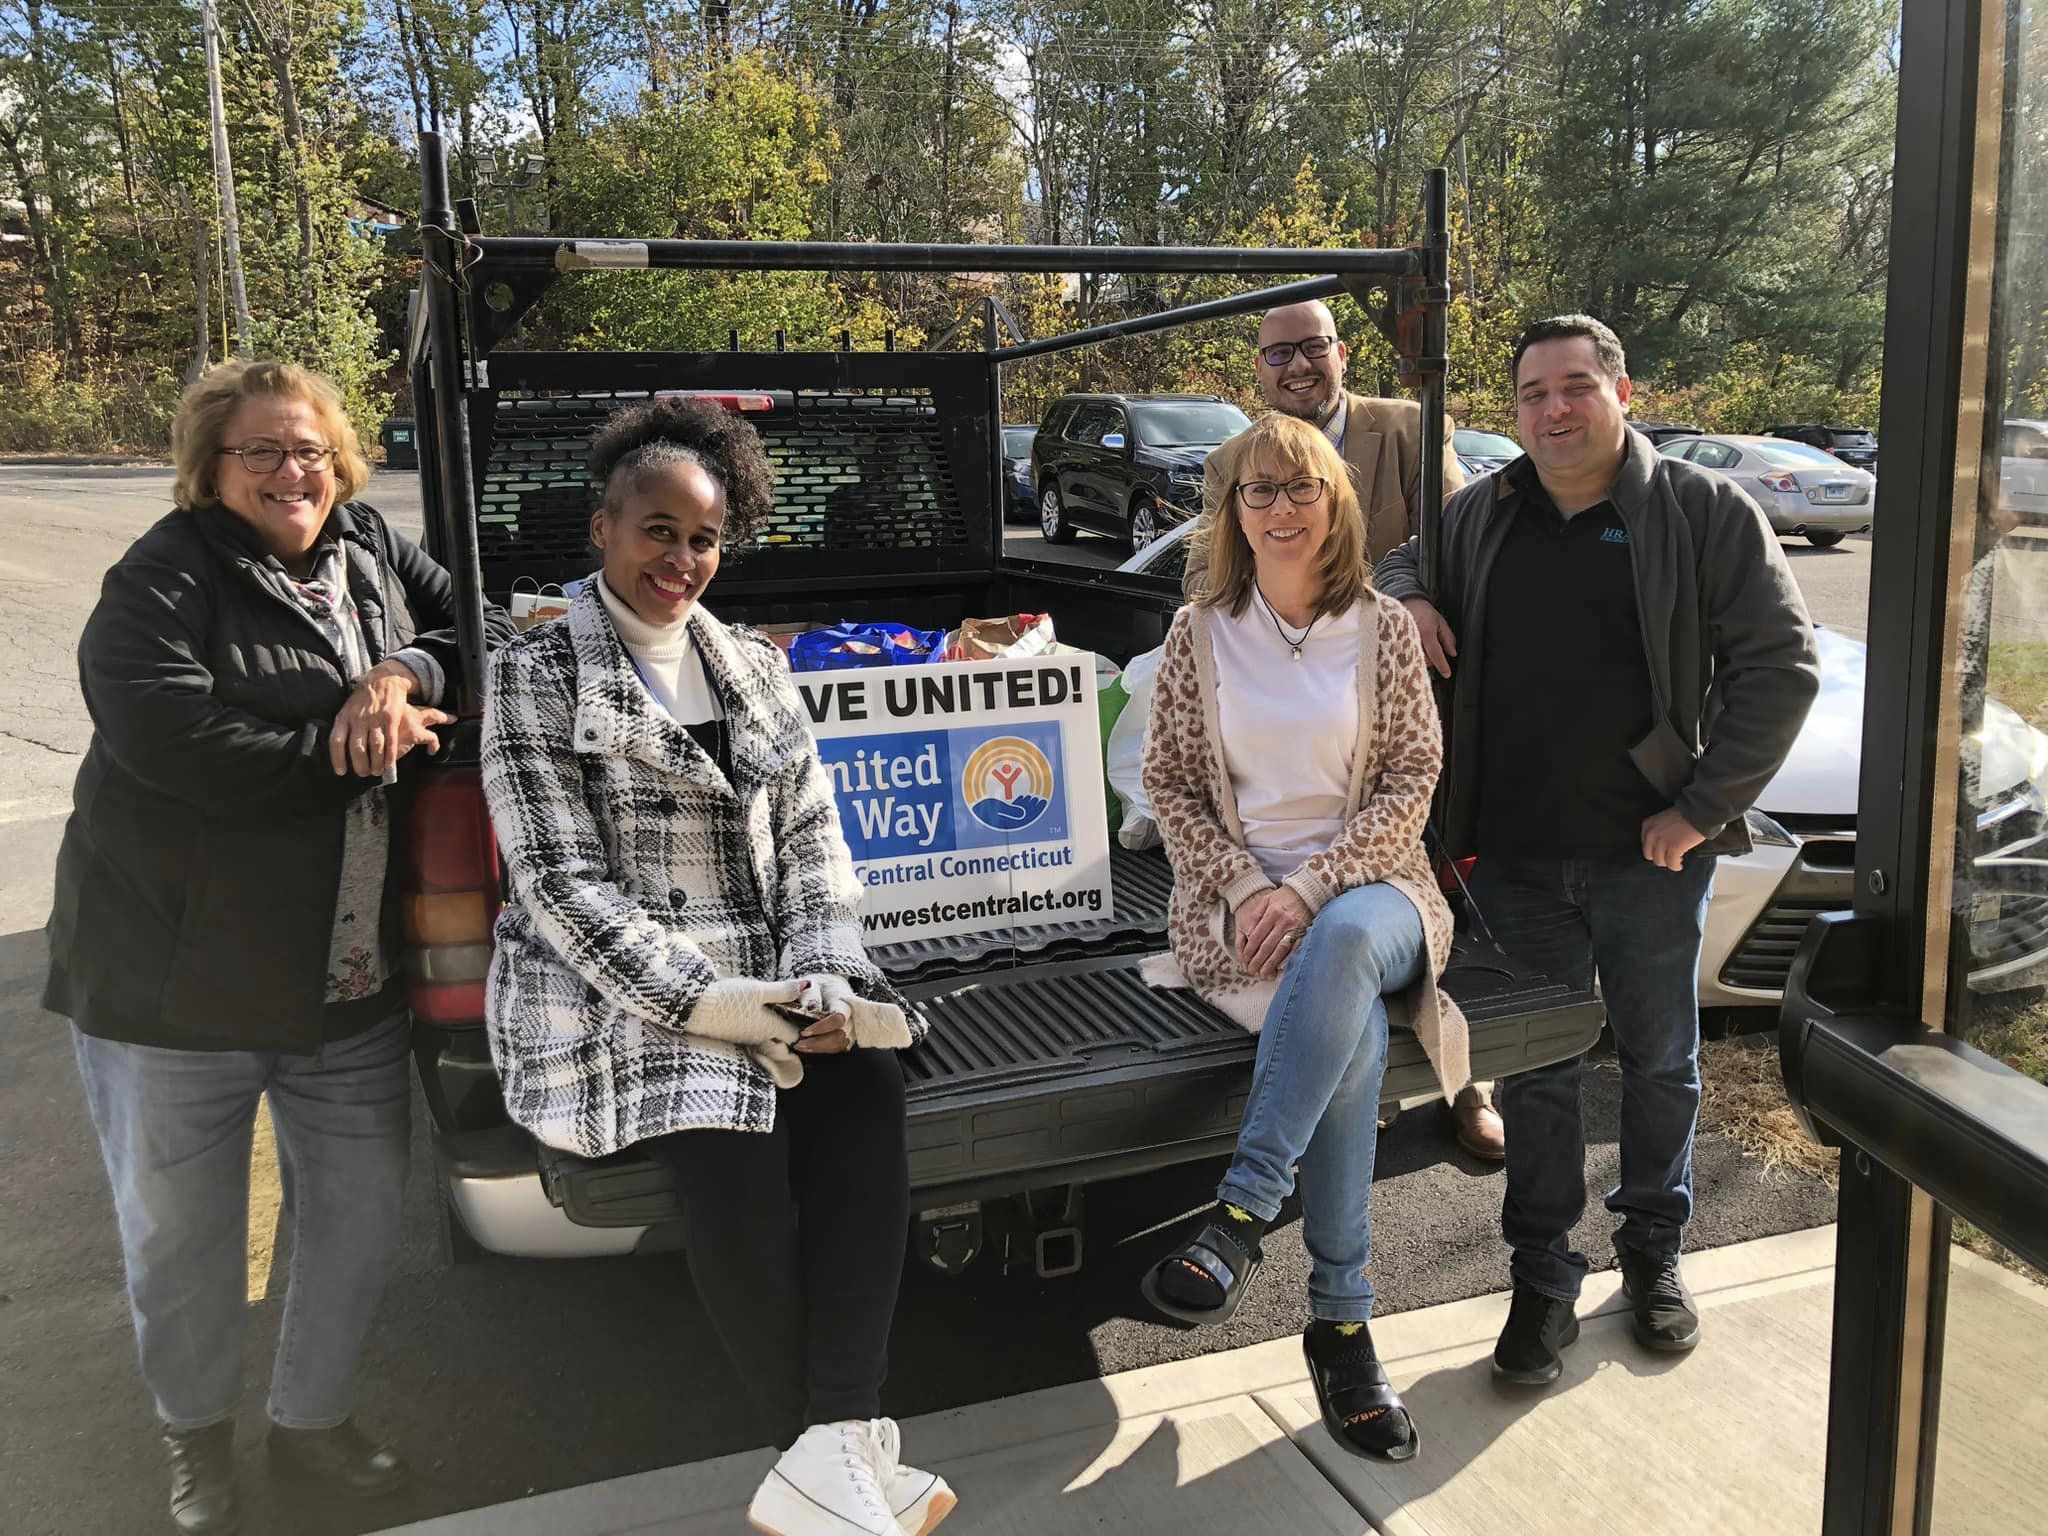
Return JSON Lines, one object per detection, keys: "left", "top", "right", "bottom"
{"left": 1758, "top": 471, "right": 1799, "bottom": 492}
{"left": 1438, "top": 855, "right": 1478, "bottom": 893}
{"left": 405, "top": 767, "right": 500, "bottom": 1028}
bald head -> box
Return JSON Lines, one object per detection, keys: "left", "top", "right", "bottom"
{"left": 1255, "top": 301, "right": 1349, "bottom": 424}
{"left": 1256, "top": 300, "right": 1338, "bottom": 350}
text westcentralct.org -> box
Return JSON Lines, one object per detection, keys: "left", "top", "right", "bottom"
{"left": 859, "top": 884, "right": 1105, "bottom": 934}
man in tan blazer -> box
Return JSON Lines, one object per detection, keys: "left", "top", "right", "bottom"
{"left": 1197, "top": 299, "right": 1505, "bottom": 1163}
{"left": 1200, "top": 299, "right": 1466, "bottom": 570}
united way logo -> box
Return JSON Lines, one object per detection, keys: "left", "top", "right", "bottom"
{"left": 961, "top": 735, "right": 1056, "bottom": 832}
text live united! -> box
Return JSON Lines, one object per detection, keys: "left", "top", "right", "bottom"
{"left": 797, "top": 656, "right": 1115, "bottom": 946}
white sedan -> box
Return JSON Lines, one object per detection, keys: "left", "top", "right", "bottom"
{"left": 1118, "top": 525, "right": 2048, "bottom": 1010}
{"left": 1657, "top": 434, "right": 1875, "bottom": 547}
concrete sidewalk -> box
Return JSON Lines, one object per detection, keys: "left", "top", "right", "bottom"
{"left": 375, "top": 1227, "right": 2045, "bottom": 1536}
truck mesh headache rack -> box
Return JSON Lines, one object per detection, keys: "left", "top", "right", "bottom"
{"left": 463, "top": 354, "right": 999, "bottom": 600}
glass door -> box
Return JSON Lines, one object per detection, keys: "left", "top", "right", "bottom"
{"left": 1782, "top": 0, "right": 2048, "bottom": 1531}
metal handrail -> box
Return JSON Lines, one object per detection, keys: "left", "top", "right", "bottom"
{"left": 1782, "top": 910, "right": 2048, "bottom": 1274}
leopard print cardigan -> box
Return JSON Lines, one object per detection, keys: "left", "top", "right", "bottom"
{"left": 1137, "top": 594, "right": 1472, "bottom": 1101}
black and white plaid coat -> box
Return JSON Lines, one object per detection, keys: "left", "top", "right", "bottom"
{"left": 481, "top": 585, "right": 922, "bottom": 1157}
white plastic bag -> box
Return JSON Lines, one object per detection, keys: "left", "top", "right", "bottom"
{"left": 1105, "top": 644, "right": 1163, "bottom": 849}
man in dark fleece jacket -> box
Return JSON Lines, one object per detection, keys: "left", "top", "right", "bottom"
{"left": 1376, "top": 315, "right": 1818, "bottom": 1386}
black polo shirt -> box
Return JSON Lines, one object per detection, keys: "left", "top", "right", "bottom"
{"left": 1475, "top": 465, "right": 1666, "bottom": 859}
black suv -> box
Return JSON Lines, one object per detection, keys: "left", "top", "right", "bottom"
{"left": 1767, "top": 424, "right": 1880, "bottom": 473}
{"left": 1032, "top": 393, "right": 1250, "bottom": 549}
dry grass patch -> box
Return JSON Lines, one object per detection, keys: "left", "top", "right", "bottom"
{"left": 1700, "top": 1009, "right": 2048, "bottom": 1284}
{"left": 1698, "top": 1035, "right": 1840, "bottom": 1187}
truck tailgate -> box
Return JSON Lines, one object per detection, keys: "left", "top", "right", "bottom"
{"left": 527, "top": 926, "right": 1601, "bottom": 1227}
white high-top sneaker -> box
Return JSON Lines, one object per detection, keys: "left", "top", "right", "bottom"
{"left": 866, "top": 1418, "right": 958, "bottom": 1536}
{"left": 747, "top": 1421, "right": 904, "bottom": 1536}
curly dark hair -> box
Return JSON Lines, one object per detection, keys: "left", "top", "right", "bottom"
{"left": 587, "top": 396, "right": 776, "bottom": 551}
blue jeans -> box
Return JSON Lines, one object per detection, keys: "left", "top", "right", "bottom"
{"left": 72, "top": 1017, "right": 412, "bottom": 1431}
{"left": 1469, "top": 854, "right": 1716, "bottom": 1301}
{"left": 1217, "top": 882, "right": 1425, "bottom": 1323}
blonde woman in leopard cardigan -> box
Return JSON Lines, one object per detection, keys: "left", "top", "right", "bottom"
{"left": 1137, "top": 411, "right": 1471, "bottom": 1464}
{"left": 482, "top": 398, "right": 955, "bottom": 1536}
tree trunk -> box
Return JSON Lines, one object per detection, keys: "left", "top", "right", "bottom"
{"left": 177, "top": 185, "right": 214, "bottom": 385}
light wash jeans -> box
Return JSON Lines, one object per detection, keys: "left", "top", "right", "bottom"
{"left": 1469, "top": 854, "right": 1717, "bottom": 1301}
{"left": 1216, "top": 882, "right": 1425, "bottom": 1323}
{"left": 72, "top": 1015, "right": 411, "bottom": 1431}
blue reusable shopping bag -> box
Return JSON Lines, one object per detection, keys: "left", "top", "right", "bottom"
{"left": 787, "top": 622, "right": 946, "bottom": 673}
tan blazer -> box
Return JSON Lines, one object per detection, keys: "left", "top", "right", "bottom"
{"left": 1200, "top": 392, "right": 1466, "bottom": 574}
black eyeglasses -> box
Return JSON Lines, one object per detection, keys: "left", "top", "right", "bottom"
{"left": 1236, "top": 475, "right": 1329, "bottom": 510}
{"left": 217, "top": 443, "right": 336, "bottom": 474}
{"left": 1257, "top": 335, "right": 1338, "bottom": 368}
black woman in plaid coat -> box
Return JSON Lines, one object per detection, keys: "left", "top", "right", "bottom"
{"left": 480, "top": 397, "right": 955, "bottom": 1536}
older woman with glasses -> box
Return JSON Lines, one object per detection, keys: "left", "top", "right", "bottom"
{"left": 1137, "top": 411, "right": 1471, "bottom": 1464}
{"left": 45, "top": 360, "right": 509, "bottom": 1535}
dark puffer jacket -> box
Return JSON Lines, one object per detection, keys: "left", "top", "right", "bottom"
{"left": 44, "top": 502, "right": 503, "bottom": 1053}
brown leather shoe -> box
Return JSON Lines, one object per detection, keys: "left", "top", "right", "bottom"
{"left": 1452, "top": 1097, "right": 1506, "bottom": 1161}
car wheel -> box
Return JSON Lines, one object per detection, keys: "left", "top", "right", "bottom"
{"left": 1808, "top": 531, "right": 1847, "bottom": 548}
{"left": 1128, "top": 495, "right": 1161, "bottom": 553}
{"left": 1039, "top": 484, "right": 1077, "bottom": 544}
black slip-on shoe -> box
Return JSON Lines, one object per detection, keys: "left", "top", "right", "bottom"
{"left": 1492, "top": 1282, "right": 1581, "bottom": 1386}
{"left": 1616, "top": 1240, "right": 1701, "bottom": 1353}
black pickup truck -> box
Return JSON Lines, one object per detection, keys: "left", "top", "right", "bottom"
{"left": 400, "top": 141, "right": 1603, "bottom": 1273}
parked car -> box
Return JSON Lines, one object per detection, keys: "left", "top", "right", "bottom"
{"left": 1453, "top": 427, "right": 1521, "bottom": 477}
{"left": 2000, "top": 419, "right": 2048, "bottom": 527}
{"left": 1032, "top": 393, "right": 1251, "bottom": 550}
{"left": 1767, "top": 424, "right": 1880, "bottom": 474}
{"left": 1118, "top": 528, "right": 2048, "bottom": 1012}
{"left": 1002, "top": 424, "right": 1036, "bottom": 522}
{"left": 1633, "top": 421, "right": 1706, "bottom": 446}
{"left": 1659, "top": 433, "right": 1875, "bottom": 546}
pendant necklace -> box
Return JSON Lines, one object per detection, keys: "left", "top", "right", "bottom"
{"left": 1255, "top": 585, "right": 1318, "bottom": 661}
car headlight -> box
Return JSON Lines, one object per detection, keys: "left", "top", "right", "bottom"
{"left": 1744, "top": 808, "right": 1798, "bottom": 847}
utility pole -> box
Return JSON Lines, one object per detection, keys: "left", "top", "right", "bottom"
{"left": 201, "top": 0, "right": 253, "bottom": 352}
{"left": 1451, "top": 46, "right": 1478, "bottom": 300}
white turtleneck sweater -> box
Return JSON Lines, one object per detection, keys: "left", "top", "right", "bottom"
{"left": 597, "top": 574, "right": 725, "bottom": 726}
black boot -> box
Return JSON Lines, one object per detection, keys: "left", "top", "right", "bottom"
{"left": 163, "top": 1421, "right": 240, "bottom": 1535}
{"left": 266, "top": 1420, "right": 409, "bottom": 1498}
{"left": 1615, "top": 1240, "right": 1701, "bottom": 1352}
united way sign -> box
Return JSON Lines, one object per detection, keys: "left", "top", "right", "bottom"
{"left": 797, "top": 655, "right": 1115, "bottom": 945}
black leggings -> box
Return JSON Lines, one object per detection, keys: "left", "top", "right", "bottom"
{"left": 643, "top": 1047, "right": 910, "bottom": 1450}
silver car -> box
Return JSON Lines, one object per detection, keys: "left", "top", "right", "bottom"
{"left": 1658, "top": 433, "right": 1875, "bottom": 546}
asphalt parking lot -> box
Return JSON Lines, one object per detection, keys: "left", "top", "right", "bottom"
{"left": 0, "top": 464, "right": 1878, "bottom": 1535}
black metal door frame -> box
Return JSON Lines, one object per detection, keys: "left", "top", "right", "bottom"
{"left": 1807, "top": 0, "right": 2027, "bottom": 1530}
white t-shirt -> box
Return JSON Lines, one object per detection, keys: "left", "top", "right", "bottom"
{"left": 1210, "top": 592, "right": 1361, "bottom": 883}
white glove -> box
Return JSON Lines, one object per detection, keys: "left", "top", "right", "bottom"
{"left": 793, "top": 973, "right": 913, "bottom": 1050}
{"left": 793, "top": 973, "right": 857, "bottom": 1020}
{"left": 684, "top": 976, "right": 806, "bottom": 1047}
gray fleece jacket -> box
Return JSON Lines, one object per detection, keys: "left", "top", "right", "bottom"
{"left": 1373, "top": 430, "right": 1821, "bottom": 861}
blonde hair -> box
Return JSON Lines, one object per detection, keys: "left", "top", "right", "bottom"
{"left": 1191, "top": 412, "right": 1369, "bottom": 618}
{"left": 171, "top": 360, "right": 371, "bottom": 511}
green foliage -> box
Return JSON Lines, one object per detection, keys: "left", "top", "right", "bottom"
{"left": 0, "top": 0, "right": 1899, "bottom": 453}
{"left": 0, "top": 353, "right": 181, "bottom": 453}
